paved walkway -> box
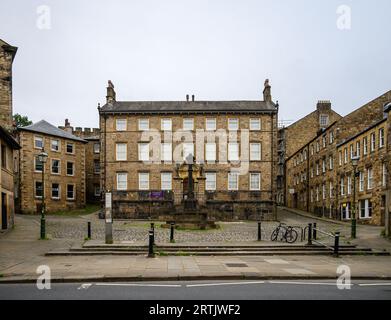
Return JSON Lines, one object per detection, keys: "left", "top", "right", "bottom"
{"left": 0, "top": 210, "right": 390, "bottom": 283}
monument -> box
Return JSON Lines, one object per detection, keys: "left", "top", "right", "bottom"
{"left": 161, "top": 154, "right": 217, "bottom": 230}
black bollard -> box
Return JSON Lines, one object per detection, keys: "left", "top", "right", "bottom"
{"left": 313, "top": 222, "right": 317, "bottom": 240}
{"left": 170, "top": 222, "right": 175, "bottom": 243}
{"left": 257, "top": 222, "right": 262, "bottom": 241}
{"left": 307, "top": 223, "right": 312, "bottom": 245}
{"left": 87, "top": 221, "right": 91, "bottom": 239}
{"left": 334, "top": 232, "right": 340, "bottom": 256}
{"left": 148, "top": 230, "right": 155, "bottom": 258}
{"left": 151, "top": 223, "right": 155, "bottom": 245}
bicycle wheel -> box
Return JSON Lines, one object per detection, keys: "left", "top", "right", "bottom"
{"left": 271, "top": 229, "right": 279, "bottom": 241}
{"left": 285, "top": 229, "right": 298, "bottom": 243}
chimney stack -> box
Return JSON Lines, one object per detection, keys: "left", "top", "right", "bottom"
{"left": 316, "top": 100, "right": 331, "bottom": 112}
{"left": 63, "top": 119, "right": 73, "bottom": 133}
{"left": 106, "top": 80, "right": 116, "bottom": 104}
{"left": 192, "top": 94, "right": 195, "bottom": 102}
{"left": 186, "top": 94, "right": 189, "bottom": 102}
{"left": 263, "top": 79, "right": 272, "bottom": 102}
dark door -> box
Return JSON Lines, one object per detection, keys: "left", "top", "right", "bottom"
{"left": 1, "top": 193, "right": 7, "bottom": 230}
{"left": 293, "top": 193, "right": 298, "bottom": 208}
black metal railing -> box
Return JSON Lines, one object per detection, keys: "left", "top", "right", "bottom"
{"left": 305, "top": 222, "right": 341, "bottom": 256}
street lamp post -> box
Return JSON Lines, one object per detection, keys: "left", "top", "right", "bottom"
{"left": 351, "top": 155, "right": 360, "bottom": 239}
{"left": 38, "top": 149, "right": 48, "bottom": 240}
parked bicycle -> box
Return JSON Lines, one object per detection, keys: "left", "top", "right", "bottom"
{"left": 271, "top": 222, "right": 298, "bottom": 243}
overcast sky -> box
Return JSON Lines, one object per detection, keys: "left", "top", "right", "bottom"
{"left": 1, "top": 0, "right": 390, "bottom": 128}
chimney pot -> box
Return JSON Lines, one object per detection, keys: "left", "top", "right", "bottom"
{"left": 186, "top": 94, "right": 189, "bottom": 102}
{"left": 263, "top": 79, "right": 272, "bottom": 102}
{"left": 192, "top": 95, "right": 195, "bottom": 102}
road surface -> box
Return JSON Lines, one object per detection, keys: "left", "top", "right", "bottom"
{"left": 1, "top": 280, "right": 391, "bottom": 300}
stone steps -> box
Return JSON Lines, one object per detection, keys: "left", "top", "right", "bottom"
{"left": 45, "top": 243, "right": 389, "bottom": 256}
{"left": 46, "top": 249, "right": 389, "bottom": 256}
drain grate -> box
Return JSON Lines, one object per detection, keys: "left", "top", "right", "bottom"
{"left": 225, "top": 263, "right": 248, "bottom": 268}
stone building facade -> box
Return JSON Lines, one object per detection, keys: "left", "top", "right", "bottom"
{"left": 0, "top": 39, "right": 20, "bottom": 231}
{"left": 277, "top": 101, "right": 341, "bottom": 205}
{"left": 17, "top": 120, "right": 87, "bottom": 214}
{"left": 59, "top": 119, "right": 101, "bottom": 203}
{"left": 286, "top": 90, "right": 391, "bottom": 227}
{"left": 0, "top": 39, "right": 17, "bottom": 131}
{"left": 99, "top": 80, "right": 278, "bottom": 220}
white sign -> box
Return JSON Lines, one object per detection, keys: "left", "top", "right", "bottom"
{"left": 289, "top": 189, "right": 295, "bottom": 194}
{"left": 105, "top": 192, "right": 112, "bottom": 223}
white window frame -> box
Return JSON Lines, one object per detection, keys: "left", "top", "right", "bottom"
{"left": 359, "top": 171, "right": 364, "bottom": 192}
{"left": 116, "top": 143, "right": 127, "bottom": 161}
{"left": 183, "top": 118, "right": 194, "bottom": 131}
{"left": 66, "top": 142, "right": 75, "bottom": 154}
{"left": 34, "top": 136, "right": 43, "bottom": 149}
{"left": 228, "top": 118, "right": 239, "bottom": 131}
{"left": 356, "top": 141, "right": 360, "bottom": 157}
{"left": 51, "top": 139, "right": 60, "bottom": 152}
{"left": 116, "top": 119, "right": 127, "bottom": 131}
{"left": 182, "top": 143, "right": 194, "bottom": 161}
{"left": 249, "top": 173, "right": 261, "bottom": 191}
{"left": 34, "top": 156, "right": 43, "bottom": 173}
{"left": 138, "top": 119, "right": 149, "bottom": 131}
{"left": 205, "top": 118, "right": 216, "bottom": 131}
{"left": 340, "top": 177, "right": 345, "bottom": 196}
{"left": 51, "top": 159, "right": 61, "bottom": 175}
{"left": 116, "top": 173, "right": 128, "bottom": 191}
{"left": 138, "top": 172, "right": 150, "bottom": 190}
{"left": 329, "top": 156, "right": 334, "bottom": 170}
{"left": 66, "top": 161, "right": 74, "bottom": 176}
{"left": 250, "top": 118, "right": 261, "bottom": 131}
{"left": 161, "top": 172, "right": 172, "bottom": 190}
{"left": 370, "top": 133, "right": 376, "bottom": 152}
{"left": 205, "top": 172, "right": 216, "bottom": 191}
{"left": 329, "top": 181, "right": 334, "bottom": 198}
{"left": 367, "top": 167, "right": 373, "bottom": 190}
{"left": 363, "top": 137, "right": 368, "bottom": 155}
{"left": 379, "top": 128, "right": 385, "bottom": 148}
{"left": 320, "top": 114, "right": 329, "bottom": 126}
{"left": 51, "top": 183, "right": 60, "bottom": 200}
{"left": 347, "top": 175, "right": 352, "bottom": 195}
{"left": 66, "top": 184, "right": 75, "bottom": 200}
{"left": 360, "top": 199, "right": 372, "bottom": 219}
{"left": 228, "top": 173, "right": 239, "bottom": 191}
{"left": 35, "top": 181, "right": 43, "bottom": 199}
{"left": 138, "top": 143, "right": 149, "bottom": 161}
{"left": 161, "top": 118, "right": 172, "bottom": 131}
{"left": 205, "top": 143, "right": 216, "bottom": 162}
{"left": 161, "top": 143, "right": 172, "bottom": 162}
{"left": 228, "top": 142, "right": 239, "bottom": 161}
{"left": 250, "top": 143, "right": 261, "bottom": 161}
{"left": 344, "top": 148, "right": 348, "bottom": 164}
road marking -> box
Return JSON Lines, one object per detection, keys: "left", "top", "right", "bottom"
{"left": 269, "top": 281, "right": 343, "bottom": 286}
{"left": 358, "top": 283, "right": 391, "bottom": 287}
{"left": 264, "top": 259, "right": 290, "bottom": 265}
{"left": 78, "top": 283, "right": 92, "bottom": 290}
{"left": 186, "top": 281, "right": 265, "bottom": 288}
{"left": 94, "top": 283, "right": 182, "bottom": 288}
{"left": 283, "top": 268, "right": 316, "bottom": 275}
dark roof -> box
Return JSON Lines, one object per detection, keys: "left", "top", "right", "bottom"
{"left": 100, "top": 100, "right": 277, "bottom": 114}
{"left": 18, "top": 120, "right": 87, "bottom": 143}
{"left": 0, "top": 126, "right": 20, "bottom": 150}
{"left": 337, "top": 118, "right": 387, "bottom": 148}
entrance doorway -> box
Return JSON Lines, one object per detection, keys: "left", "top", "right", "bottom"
{"left": 1, "top": 193, "right": 7, "bottom": 230}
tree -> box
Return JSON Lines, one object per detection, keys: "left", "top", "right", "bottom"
{"left": 13, "top": 114, "right": 32, "bottom": 127}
